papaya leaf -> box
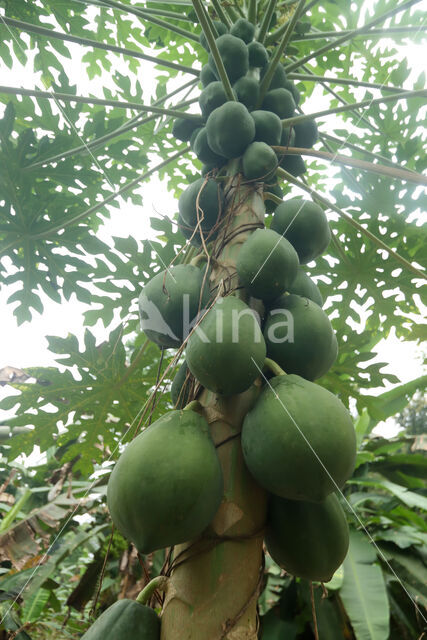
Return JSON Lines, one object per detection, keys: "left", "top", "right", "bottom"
{"left": 378, "top": 480, "right": 427, "bottom": 512}
{"left": 21, "top": 587, "right": 50, "bottom": 623}
{"left": 338, "top": 529, "right": 390, "bottom": 640}
{"left": 359, "top": 376, "right": 427, "bottom": 432}
{"left": 377, "top": 544, "right": 427, "bottom": 609}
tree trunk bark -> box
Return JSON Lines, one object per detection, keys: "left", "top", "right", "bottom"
{"left": 161, "top": 181, "right": 267, "bottom": 639}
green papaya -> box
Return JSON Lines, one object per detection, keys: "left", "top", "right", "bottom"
{"left": 294, "top": 118, "right": 318, "bottom": 148}
{"left": 172, "top": 116, "right": 204, "bottom": 143}
{"left": 264, "top": 183, "right": 283, "bottom": 214}
{"left": 282, "top": 79, "right": 300, "bottom": 105}
{"left": 206, "top": 102, "right": 255, "bottom": 159}
{"left": 280, "top": 153, "right": 306, "bottom": 176}
{"left": 236, "top": 228, "right": 299, "bottom": 300}
{"left": 265, "top": 494, "right": 349, "bottom": 582}
{"left": 186, "top": 296, "right": 266, "bottom": 396}
{"left": 199, "top": 81, "right": 231, "bottom": 118}
{"left": 248, "top": 41, "right": 269, "bottom": 68}
{"left": 81, "top": 599, "right": 160, "bottom": 640}
{"left": 287, "top": 268, "right": 323, "bottom": 307}
{"left": 295, "top": 18, "right": 311, "bottom": 35}
{"left": 189, "top": 126, "right": 203, "bottom": 149}
{"left": 263, "top": 294, "right": 336, "bottom": 380}
{"left": 177, "top": 211, "right": 200, "bottom": 246}
{"left": 138, "top": 264, "right": 210, "bottom": 348}
{"left": 199, "top": 20, "right": 228, "bottom": 51}
{"left": 230, "top": 18, "right": 255, "bottom": 43}
{"left": 107, "top": 410, "right": 223, "bottom": 553}
{"left": 171, "top": 360, "right": 192, "bottom": 409}
{"left": 279, "top": 125, "right": 295, "bottom": 148}
{"left": 262, "top": 88, "right": 296, "bottom": 119}
{"left": 200, "top": 64, "right": 217, "bottom": 88}
{"left": 241, "top": 374, "right": 356, "bottom": 501}
{"left": 271, "top": 198, "right": 331, "bottom": 264}
{"left": 277, "top": 126, "right": 296, "bottom": 169}
{"left": 208, "top": 34, "right": 249, "bottom": 83}
{"left": 264, "top": 170, "right": 279, "bottom": 186}
{"left": 201, "top": 163, "right": 220, "bottom": 176}
{"left": 260, "top": 62, "right": 288, "bottom": 90}
{"left": 233, "top": 76, "right": 259, "bottom": 111}
{"left": 193, "top": 128, "right": 226, "bottom": 165}
{"left": 178, "top": 177, "right": 224, "bottom": 235}
{"left": 251, "top": 110, "right": 282, "bottom": 145}
{"left": 242, "top": 142, "right": 277, "bottom": 181}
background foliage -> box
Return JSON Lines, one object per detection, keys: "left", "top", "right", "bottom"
{"left": 0, "top": 0, "right": 425, "bottom": 637}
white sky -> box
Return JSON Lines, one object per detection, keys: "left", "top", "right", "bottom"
{"left": 0, "top": 5, "right": 425, "bottom": 438}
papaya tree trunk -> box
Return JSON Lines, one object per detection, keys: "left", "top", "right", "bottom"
{"left": 161, "top": 183, "right": 268, "bottom": 639}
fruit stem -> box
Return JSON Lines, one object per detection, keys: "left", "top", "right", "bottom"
{"left": 257, "top": 0, "right": 278, "bottom": 44}
{"left": 264, "top": 358, "right": 286, "bottom": 377}
{"left": 258, "top": 0, "right": 307, "bottom": 104}
{"left": 183, "top": 400, "right": 203, "bottom": 412}
{"left": 136, "top": 576, "right": 168, "bottom": 605}
{"left": 211, "top": 0, "right": 232, "bottom": 26}
{"left": 191, "top": 0, "right": 236, "bottom": 101}
{"left": 190, "top": 253, "right": 208, "bottom": 267}
{"left": 248, "top": 0, "right": 257, "bottom": 23}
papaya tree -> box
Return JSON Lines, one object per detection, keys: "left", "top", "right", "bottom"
{"left": 0, "top": 1, "right": 426, "bottom": 639}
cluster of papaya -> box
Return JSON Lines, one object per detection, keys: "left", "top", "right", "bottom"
{"left": 173, "top": 16, "right": 318, "bottom": 244}
{"left": 84, "top": 16, "right": 355, "bottom": 640}
{"left": 108, "top": 192, "right": 355, "bottom": 592}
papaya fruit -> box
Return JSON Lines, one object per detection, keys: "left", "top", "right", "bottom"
{"left": 280, "top": 153, "right": 306, "bottom": 176}
{"left": 171, "top": 360, "right": 192, "bottom": 409}
{"left": 260, "top": 62, "right": 288, "bottom": 90}
{"left": 233, "top": 76, "right": 259, "bottom": 111}
{"left": 264, "top": 170, "right": 279, "bottom": 186}
{"left": 138, "top": 264, "right": 210, "bottom": 348}
{"left": 236, "top": 228, "right": 299, "bottom": 300}
{"left": 199, "top": 81, "right": 231, "bottom": 118}
{"left": 186, "top": 296, "right": 266, "bottom": 395}
{"left": 172, "top": 116, "right": 204, "bottom": 143}
{"left": 230, "top": 18, "right": 255, "bottom": 43}
{"left": 248, "top": 41, "right": 269, "bottom": 68}
{"left": 271, "top": 198, "right": 331, "bottom": 264}
{"left": 178, "top": 177, "right": 224, "bottom": 236}
{"left": 282, "top": 79, "right": 300, "bottom": 105}
{"left": 241, "top": 373, "right": 356, "bottom": 502}
{"left": 189, "top": 126, "right": 203, "bottom": 149}
{"left": 208, "top": 34, "right": 249, "bottom": 83}
{"left": 107, "top": 409, "right": 223, "bottom": 553}
{"left": 294, "top": 118, "right": 318, "bottom": 148}
{"left": 295, "top": 18, "right": 311, "bottom": 35}
{"left": 287, "top": 268, "right": 323, "bottom": 307}
{"left": 201, "top": 163, "right": 220, "bottom": 176}
{"left": 264, "top": 183, "right": 283, "bottom": 214}
{"left": 206, "top": 102, "right": 255, "bottom": 159}
{"left": 81, "top": 599, "right": 160, "bottom": 640}
{"left": 193, "top": 127, "right": 226, "bottom": 165}
{"left": 265, "top": 493, "right": 349, "bottom": 582}
{"left": 263, "top": 294, "right": 336, "bottom": 380}
{"left": 200, "top": 63, "right": 217, "bottom": 88}
{"left": 251, "top": 110, "right": 282, "bottom": 146}
{"left": 262, "top": 88, "right": 295, "bottom": 119}
{"left": 279, "top": 125, "right": 295, "bottom": 149}
{"left": 242, "top": 142, "right": 277, "bottom": 182}
{"left": 177, "top": 211, "right": 200, "bottom": 246}
{"left": 277, "top": 126, "right": 296, "bottom": 168}
{"left": 199, "top": 20, "right": 228, "bottom": 51}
